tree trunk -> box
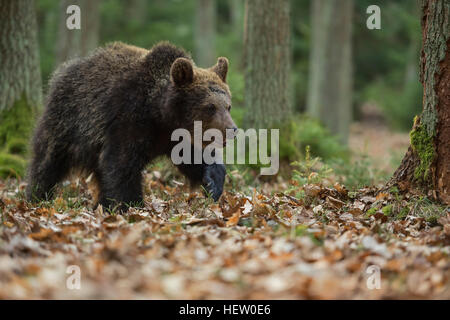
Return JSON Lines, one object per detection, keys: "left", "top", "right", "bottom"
{"left": 306, "top": 0, "right": 353, "bottom": 144}
{"left": 0, "top": 0, "right": 42, "bottom": 145}
{"left": 243, "top": 0, "right": 291, "bottom": 129}
{"left": 390, "top": 0, "right": 450, "bottom": 205}
{"left": 195, "top": 0, "right": 216, "bottom": 67}
{"left": 0, "top": 0, "right": 42, "bottom": 177}
{"left": 56, "top": 0, "right": 101, "bottom": 65}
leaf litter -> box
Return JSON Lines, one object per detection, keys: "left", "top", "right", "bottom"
{"left": 0, "top": 172, "right": 448, "bottom": 299}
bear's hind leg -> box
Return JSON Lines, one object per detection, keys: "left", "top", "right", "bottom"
{"left": 26, "top": 149, "right": 70, "bottom": 202}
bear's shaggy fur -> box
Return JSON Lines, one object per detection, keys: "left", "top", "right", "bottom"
{"left": 26, "top": 41, "right": 236, "bottom": 211}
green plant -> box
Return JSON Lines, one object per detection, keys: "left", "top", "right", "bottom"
{"left": 285, "top": 115, "right": 348, "bottom": 161}
{"left": 409, "top": 196, "right": 447, "bottom": 224}
{"left": 381, "top": 204, "right": 393, "bottom": 216}
{"left": 0, "top": 153, "right": 27, "bottom": 178}
{"left": 330, "top": 154, "right": 386, "bottom": 190}
{"left": 290, "top": 146, "right": 333, "bottom": 186}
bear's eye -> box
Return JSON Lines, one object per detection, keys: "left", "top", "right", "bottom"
{"left": 207, "top": 104, "right": 216, "bottom": 115}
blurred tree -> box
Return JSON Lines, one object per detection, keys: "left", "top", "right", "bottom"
{"left": 306, "top": 0, "right": 353, "bottom": 144}
{"left": 230, "top": 0, "right": 243, "bottom": 40}
{"left": 290, "top": 0, "right": 311, "bottom": 113}
{"left": 390, "top": 0, "right": 450, "bottom": 205}
{"left": 243, "top": 0, "right": 291, "bottom": 129}
{"left": 56, "top": 0, "right": 101, "bottom": 65}
{"left": 126, "top": 0, "right": 147, "bottom": 24}
{"left": 0, "top": 0, "right": 42, "bottom": 176}
{"left": 195, "top": 0, "right": 216, "bottom": 67}
{"left": 36, "top": 0, "right": 59, "bottom": 83}
{"left": 81, "top": 0, "right": 100, "bottom": 55}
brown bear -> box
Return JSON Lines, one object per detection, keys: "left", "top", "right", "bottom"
{"left": 26, "top": 41, "right": 237, "bottom": 211}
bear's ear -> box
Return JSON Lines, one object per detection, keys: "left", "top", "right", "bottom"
{"left": 211, "top": 57, "right": 228, "bottom": 83}
{"left": 170, "top": 58, "right": 194, "bottom": 86}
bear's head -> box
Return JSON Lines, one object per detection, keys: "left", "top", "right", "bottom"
{"left": 169, "top": 56, "right": 237, "bottom": 147}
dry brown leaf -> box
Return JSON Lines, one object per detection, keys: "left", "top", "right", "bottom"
{"left": 29, "top": 228, "right": 53, "bottom": 241}
{"left": 333, "top": 183, "right": 348, "bottom": 197}
{"left": 304, "top": 184, "right": 321, "bottom": 197}
{"left": 376, "top": 192, "right": 389, "bottom": 200}
{"left": 326, "top": 196, "right": 345, "bottom": 209}
{"left": 348, "top": 208, "right": 363, "bottom": 216}
{"left": 226, "top": 209, "right": 241, "bottom": 227}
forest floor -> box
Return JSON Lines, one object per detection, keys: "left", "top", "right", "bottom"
{"left": 0, "top": 121, "right": 448, "bottom": 299}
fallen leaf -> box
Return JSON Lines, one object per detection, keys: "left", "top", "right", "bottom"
{"left": 226, "top": 209, "right": 241, "bottom": 227}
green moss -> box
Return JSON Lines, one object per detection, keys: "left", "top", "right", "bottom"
{"left": 6, "top": 138, "right": 28, "bottom": 155}
{"left": 409, "top": 120, "right": 436, "bottom": 182}
{"left": 365, "top": 207, "right": 377, "bottom": 218}
{"left": 0, "top": 153, "right": 26, "bottom": 178}
{"left": 0, "top": 94, "right": 35, "bottom": 149}
{"left": 381, "top": 204, "right": 393, "bottom": 216}
{"left": 0, "top": 94, "right": 36, "bottom": 178}
{"left": 389, "top": 186, "right": 399, "bottom": 195}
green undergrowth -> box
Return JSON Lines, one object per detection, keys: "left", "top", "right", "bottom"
{"left": 0, "top": 153, "right": 27, "bottom": 178}
{"left": 365, "top": 187, "right": 447, "bottom": 224}
{"left": 225, "top": 110, "right": 349, "bottom": 177}
{"left": 289, "top": 146, "right": 389, "bottom": 195}
{"left": 0, "top": 95, "right": 36, "bottom": 179}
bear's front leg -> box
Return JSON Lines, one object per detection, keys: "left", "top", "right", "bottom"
{"left": 97, "top": 168, "right": 144, "bottom": 212}
{"left": 97, "top": 145, "right": 146, "bottom": 212}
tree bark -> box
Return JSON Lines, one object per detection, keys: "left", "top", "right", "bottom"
{"left": 390, "top": 0, "right": 450, "bottom": 205}
{"left": 0, "top": 0, "right": 42, "bottom": 144}
{"left": 56, "top": 0, "right": 101, "bottom": 65}
{"left": 243, "top": 0, "right": 291, "bottom": 129}
{"left": 195, "top": 0, "right": 216, "bottom": 68}
{"left": 306, "top": 0, "right": 353, "bottom": 144}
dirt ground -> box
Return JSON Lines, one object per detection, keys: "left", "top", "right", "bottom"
{"left": 349, "top": 103, "right": 410, "bottom": 174}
